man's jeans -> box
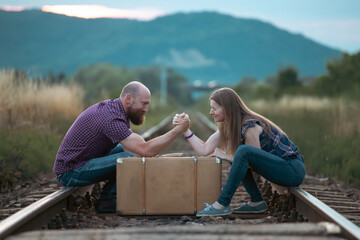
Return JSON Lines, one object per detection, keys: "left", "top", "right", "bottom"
{"left": 217, "top": 145, "right": 305, "bottom": 207}
{"left": 56, "top": 145, "right": 136, "bottom": 199}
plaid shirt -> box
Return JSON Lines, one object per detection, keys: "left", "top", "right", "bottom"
{"left": 241, "top": 119, "right": 299, "bottom": 159}
{"left": 53, "top": 98, "right": 132, "bottom": 174}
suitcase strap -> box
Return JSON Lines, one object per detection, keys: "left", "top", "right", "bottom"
{"left": 142, "top": 157, "right": 146, "bottom": 215}
{"left": 194, "top": 157, "right": 198, "bottom": 214}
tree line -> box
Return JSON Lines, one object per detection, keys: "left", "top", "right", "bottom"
{"left": 17, "top": 51, "right": 360, "bottom": 107}
{"left": 234, "top": 52, "right": 360, "bottom": 100}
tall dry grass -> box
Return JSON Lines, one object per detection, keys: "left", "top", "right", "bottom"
{"left": 0, "top": 69, "right": 84, "bottom": 130}
{"left": 332, "top": 99, "right": 360, "bottom": 136}
{"left": 250, "top": 95, "right": 332, "bottom": 112}
{"left": 249, "top": 95, "right": 360, "bottom": 136}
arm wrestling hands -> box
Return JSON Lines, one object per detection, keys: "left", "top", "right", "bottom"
{"left": 172, "top": 113, "right": 233, "bottom": 161}
{"left": 120, "top": 114, "right": 190, "bottom": 157}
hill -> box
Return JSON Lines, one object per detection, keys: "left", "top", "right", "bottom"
{"left": 0, "top": 10, "right": 341, "bottom": 84}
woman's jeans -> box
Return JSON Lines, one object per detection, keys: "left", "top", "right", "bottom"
{"left": 56, "top": 145, "right": 136, "bottom": 199}
{"left": 217, "top": 145, "right": 305, "bottom": 207}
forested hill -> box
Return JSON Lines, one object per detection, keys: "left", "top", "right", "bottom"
{"left": 0, "top": 10, "right": 341, "bottom": 84}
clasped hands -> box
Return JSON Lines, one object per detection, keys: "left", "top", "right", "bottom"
{"left": 173, "top": 113, "right": 233, "bottom": 161}
{"left": 173, "top": 113, "right": 190, "bottom": 133}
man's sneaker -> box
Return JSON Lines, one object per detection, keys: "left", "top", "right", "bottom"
{"left": 233, "top": 201, "right": 267, "bottom": 214}
{"left": 95, "top": 198, "right": 116, "bottom": 213}
{"left": 196, "top": 203, "right": 232, "bottom": 217}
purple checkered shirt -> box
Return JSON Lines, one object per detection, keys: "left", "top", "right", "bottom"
{"left": 53, "top": 98, "right": 132, "bottom": 174}
{"left": 241, "top": 119, "right": 299, "bottom": 159}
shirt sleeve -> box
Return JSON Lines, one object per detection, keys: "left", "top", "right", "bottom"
{"left": 105, "top": 118, "right": 132, "bottom": 144}
{"left": 241, "top": 120, "right": 262, "bottom": 143}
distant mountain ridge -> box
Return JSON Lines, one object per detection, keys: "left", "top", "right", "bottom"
{"left": 0, "top": 10, "right": 341, "bottom": 84}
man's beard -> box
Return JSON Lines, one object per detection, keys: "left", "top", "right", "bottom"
{"left": 128, "top": 106, "right": 146, "bottom": 125}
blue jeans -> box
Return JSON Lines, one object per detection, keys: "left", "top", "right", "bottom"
{"left": 56, "top": 145, "right": 136, "bottom": 199}
{"left": 217, "top": 145, "right": 305, "bottom": 206}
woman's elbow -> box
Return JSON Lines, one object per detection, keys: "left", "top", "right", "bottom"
{"left": 195, "top": 149, "right": 213, "bottom": 156}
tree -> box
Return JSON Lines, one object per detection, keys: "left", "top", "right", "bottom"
{"left": 310, "top": 52, "right": 360, "bottom": 98}
{"left": 275, "top": 66, "right": 302, "bottom": 97}
{"left": 74, "top": 63, "right": 136, "bottom": 106}
{"left": 233, "top": 77, "right": 258, "bottom": 98}
{"left": 73, "top": 63, "right": 192, "bottom": 106}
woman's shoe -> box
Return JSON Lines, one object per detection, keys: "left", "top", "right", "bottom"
{"left": 196, "top": 203, "right": 232, "bottom": 217}
{"left": 233, "top": 201, "right": 267, "bottom": 213}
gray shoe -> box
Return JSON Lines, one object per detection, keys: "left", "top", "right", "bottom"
{"left": 233, "top": 201, "right": 267, "bottom": 214}
{"left": 196, "top": 203, "right": 232, "bottom": 217}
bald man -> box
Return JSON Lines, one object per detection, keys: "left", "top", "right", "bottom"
{"left": 53, "top": 81, "right": 189, "bottom": 212}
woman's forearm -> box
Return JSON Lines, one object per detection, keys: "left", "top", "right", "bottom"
{"left": 184, "top": 129, "right": 218, "bottom": 156}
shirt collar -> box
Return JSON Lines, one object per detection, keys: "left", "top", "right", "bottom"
{"left": 117, "top": 98, "right": 130, "bottom": 128}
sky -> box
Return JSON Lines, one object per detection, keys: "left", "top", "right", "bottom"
{"left": 1, "top": 0, "right": 360, "bottom": 53}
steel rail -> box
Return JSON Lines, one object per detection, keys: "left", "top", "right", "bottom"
{"left": 0, "top": 187, "right": 76, "bottom": 240}
{"left": 291, "top": 187, "right": 360, "bottom": 240}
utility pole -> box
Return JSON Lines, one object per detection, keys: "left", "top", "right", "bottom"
{"left": 160, "top": 65, "right": 167, "bottom": 106}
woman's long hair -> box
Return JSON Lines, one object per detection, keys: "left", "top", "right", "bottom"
{"left": 210, "top": 87, "right": 284, "bottom": 155}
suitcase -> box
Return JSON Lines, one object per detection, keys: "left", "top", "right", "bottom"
{"left": 116, "top": 156, "right": 222, "bottom": 215}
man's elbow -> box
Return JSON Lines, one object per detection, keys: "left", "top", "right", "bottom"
{"left": 134, "top": 147, "right": 157, "bottom": 157}
{"left": 140, "top": 151, "right": 157, "bottom": 157}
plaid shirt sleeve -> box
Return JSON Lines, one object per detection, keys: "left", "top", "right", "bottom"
{"left": 241, "top": 119, "right": 262, "bottom": 143}
{"left": 104, "top": 118, "right": 132, "bottom": 144}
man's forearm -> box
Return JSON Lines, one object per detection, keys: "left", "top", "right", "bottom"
{"left": 142, "top": 127, "right": 181, "bottom": 156}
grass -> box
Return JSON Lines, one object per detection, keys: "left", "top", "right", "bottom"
{"left": 0, "top": 70, "right": 84, "bottom": 191}
{"left": 0, "top": 128, "right": 62, "bottom": 180}
{"left": 0, "top": 70, "right": 84, "bottom": 131}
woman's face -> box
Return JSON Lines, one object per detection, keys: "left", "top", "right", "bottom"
{"left": 210, "top": 100, "right": 225, "bottom": 122}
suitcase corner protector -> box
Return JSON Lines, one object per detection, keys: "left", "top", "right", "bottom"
{"left": 116, "top": 210, "right": 123, "bottom": 215}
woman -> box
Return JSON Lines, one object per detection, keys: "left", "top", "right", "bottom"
{"left": 174, "top": 88, "right": 305, "bottom": 217}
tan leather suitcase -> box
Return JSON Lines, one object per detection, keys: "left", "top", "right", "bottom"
{"left": 116, "top": 156, "right": 222, "bottom": 215}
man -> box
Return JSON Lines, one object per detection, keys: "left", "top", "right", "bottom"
{"left": 53, "top": 81, "right": 189, "bottom": 212}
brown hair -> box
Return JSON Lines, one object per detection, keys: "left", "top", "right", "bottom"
{"left": 210, "top": 87, "right": 284, "bottom": 155}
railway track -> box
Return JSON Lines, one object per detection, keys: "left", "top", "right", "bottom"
{"left": 1, "top": 111, "right": 360, "bottom": 240}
